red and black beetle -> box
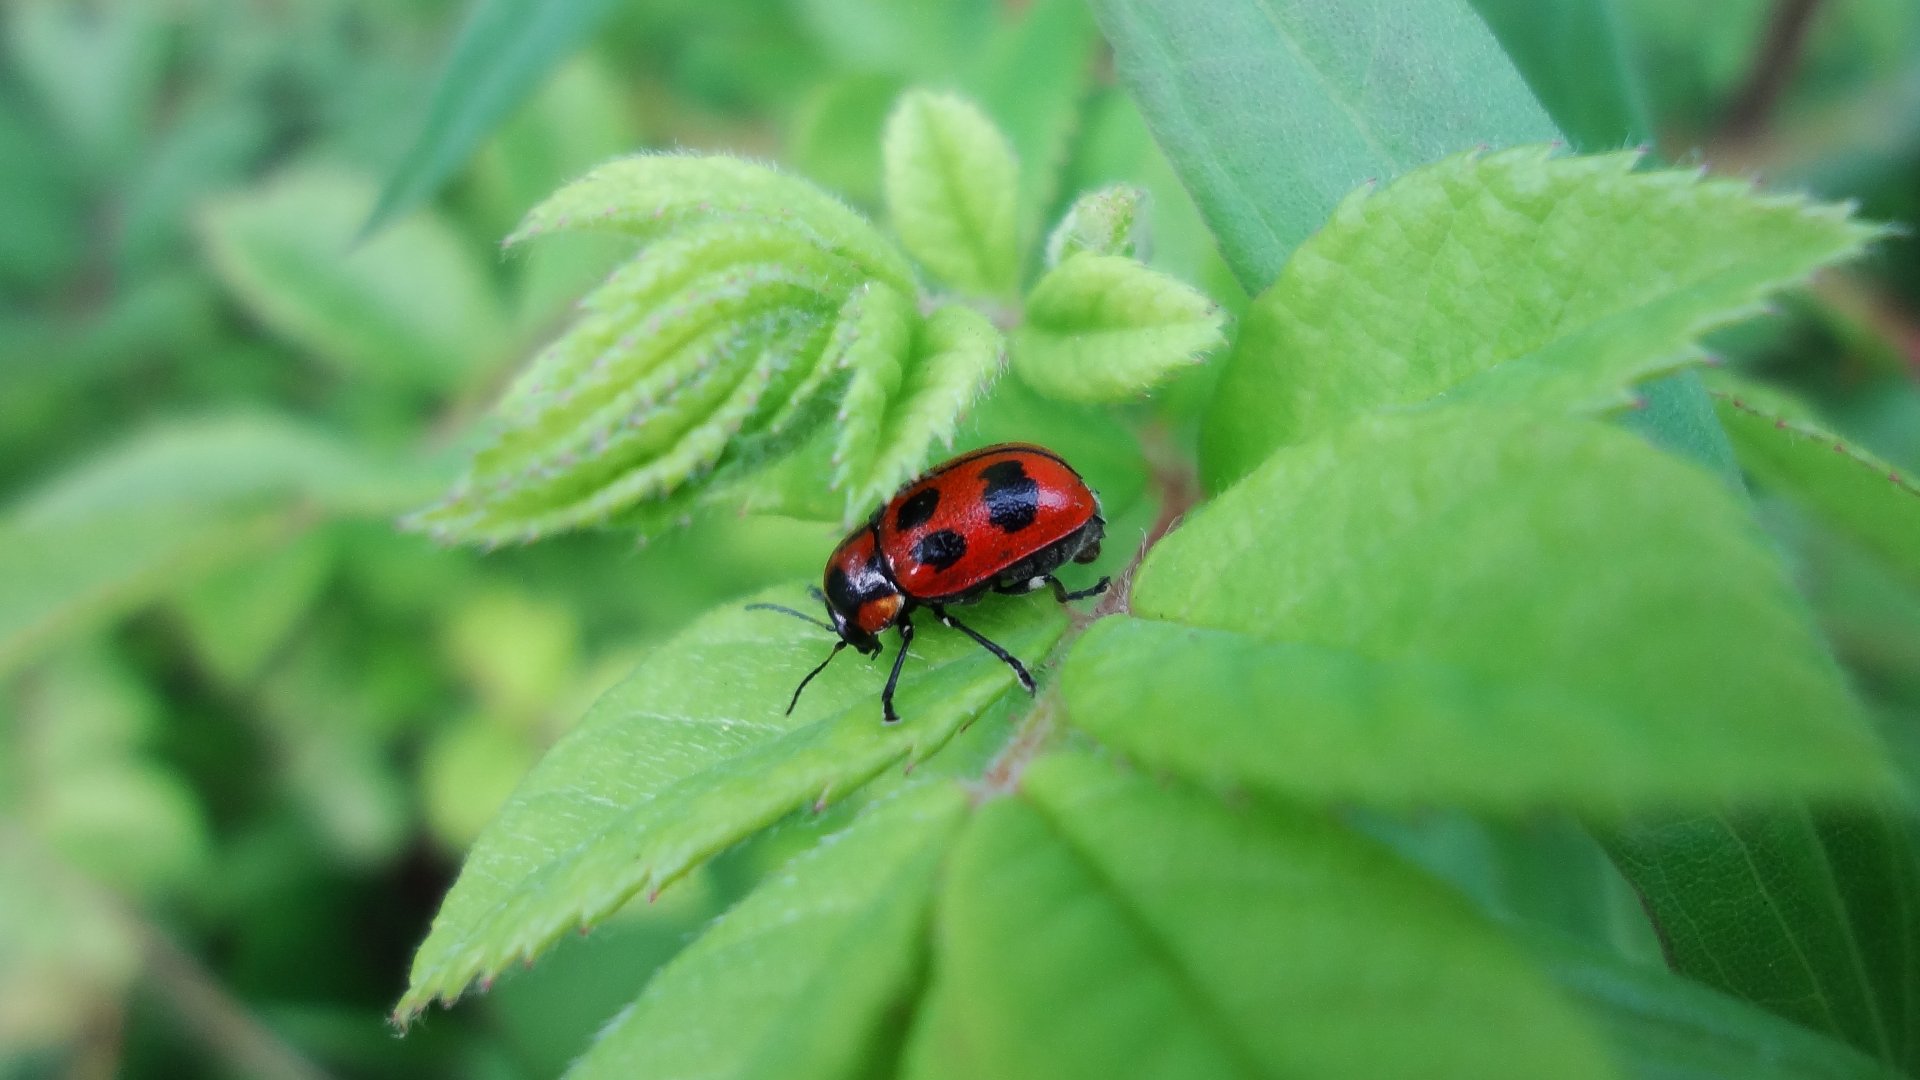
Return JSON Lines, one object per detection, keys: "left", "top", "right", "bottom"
{"left": 752, "top": 442, "right": 1108, "bottom": 723}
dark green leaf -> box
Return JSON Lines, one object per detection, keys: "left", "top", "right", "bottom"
{"left": 1605, "top": 809, "right": 1920, "bottom": 1072}
{"left": 1534, "top": 931, "right": 1896, "bottom": 1080}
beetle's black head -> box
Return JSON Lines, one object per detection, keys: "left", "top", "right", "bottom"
{"left": 820, "top": 529, "right": 902, "bottom": 658}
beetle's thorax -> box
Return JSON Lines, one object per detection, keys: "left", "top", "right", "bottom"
{"left": 822, "top": 526, "right": 904, "bottom": 653}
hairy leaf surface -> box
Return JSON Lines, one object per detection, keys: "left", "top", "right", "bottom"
{"left": 883, "top": 91, "right": 1020, "bottom": 296}
{"left": 1011, "top": 253, "right": 1223, "bottom": 404}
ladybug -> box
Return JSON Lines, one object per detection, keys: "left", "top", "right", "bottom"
{"left": 752, "top": 443, "right": 1109, "bottom": 723}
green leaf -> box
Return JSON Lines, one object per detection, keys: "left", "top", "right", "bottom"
{"left": 1010, "top": 253, "right": 1223, "bottom": 404}
{"left": 199, "top": 164, "right": 508, "bottom": 391}
{"left": 567, "top": 784, "right": 968, "bottom": 1080}
{"left": 917, "top": 753, "right": 1616, "bottom": 1080}
{"left": 883, "top": 91, "right": 1020, "bottom": 296}
{"left": 1202, "top": 149, "right": 1881, "bottom": 488}
{"left": 1534, "top": 931, "right": 1895, "bottom": 1080}
{"left": 1043, "top": 184, "right": 1147, "bottom": 266}
{"left": 1707, "top": 374, "right": 1920, "bottom": 589}
{"left": 1114, "top": 409, "right": 1893, "bottom": 807}
{"left": 364, "top": 0, "right": 622, "bottom": 233}
{"left": 839, "top": 304, "right": 1005, "bottom": 517}
{"left": 411, "top": 221, "right": 892, "bottom": 543}
{"left": 1467, "top": 0, "right": 1653, "bottom": 149}
{"left": 830, "top": 283, "right": 919, "bottom": 496}
{"left": 1087, "top": 0, "right": 1559, "bottom": 292}
{"left": 1605, "top": 809, "right": 1920, "bottom": 1073}
{"left": 506, "top": 154, "right": 916, "bottom": 297}
{"left": 395, "top": 587, "right": 1065, "bottom": 1020}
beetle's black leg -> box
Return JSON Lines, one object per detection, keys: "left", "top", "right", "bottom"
{"left": 1046, "top": 575, "right": 1109, "bottom": 603}
{"left": 931, "top": 605, "right": 1035, "bottom": 694}
{"left": 880, "top": 617, "right": 914, "bottom": 725}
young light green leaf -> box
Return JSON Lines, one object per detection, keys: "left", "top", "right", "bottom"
{"left": 1202, "top": 149, "right": 1882, "bottom": 488}
{"left": 1088, "top": 0, "right": 1559, "bottom": 292}
{"left": 567, "top": 784, "right": 968, "bottom": 1080}
{"left": 1707, "top": 374, "right": 1920, "bottom": 589}
{"left": 408, "top": 219, "right": 864, "bottom": 545}
{"left": 924, "top": 753, "right": 1616, "bottom": 1080}
{"left": 395, "top": 589, "right": 1065, "bottom": 1021}
{"left": 1534, "top": 930, "right": 1896, "bottom": 1080}
{"left": 1605, "top": 809, "right": 1920, "bottom": 1073}
{"left": 1044, "top": 184, "right": 1147, "bottom": 266}
{"left": 199, "top": 165, "right": 508, "bottom": 391}
{"left": 830, "top": 283, "right": 918, "bottom": 496}
{"left": 1010, "top": 253, "right": 1222, "bottom": 404}
{"left": 1123, "top": 409, "right": 1893, "bottom": 806}
{"left": 841, "top": 304, "right": 1004, "bottom": 516}
{"left": 507, "top": 153, "right": 916, "bottom": 297}
{"left": 364, "top": 0, "right": 623, "bottom": 233}
{"left": 883, "top": 91, "right": 1020, "bottom": 297}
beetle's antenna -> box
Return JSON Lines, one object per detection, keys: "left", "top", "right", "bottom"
{"left": 747, "top": 602, "right": 836, "bottom": 635}
{"left": 807, "top": 585, "right": 827, "bottom": 604}
{"left": 786, "top": 641, "right": 847, "bottom": 714}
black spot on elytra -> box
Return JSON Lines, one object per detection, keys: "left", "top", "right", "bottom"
{"left": 912, "top": 529, "right": 968, "bottom": 570}
{"left": 895, "top": 487, "right": 940, "bottom": 531}
{"left": 980, "top": 460, "right": 1039, "bottom": 533}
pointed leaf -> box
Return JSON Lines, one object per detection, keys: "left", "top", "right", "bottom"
{"left": 409, "top": 219, "right": 863, "bottom": 545}
{"left": 1011, "top": 253, "right": 1223, "bottom": 404}
{"left": 396, "top": 588, "right": 1064, "bottom": 1020}
{"left": 568, "top": 784, "right": 967, "bottom": 1080}
{"left": 841, "top": 304, "right": 1005, "bottom": 516}
{"left": 1605, "top": 809, "right": 1920, "bottom": 1073}
{"left": 365, "top": 0, "right": 622, "bottom": 232}
{"left": 831, "top": 283, "right": 919, "bottom": 495}
{"left": 924, "top": 753, "right": 1616, "bottom": 1080}
{"left": 883, "top": 91, "right": 1020, "bottom": 296}
{"left": 1044, "top": 184, "right": 1147, "bottom": 266}
{"left": 507, "top": 154, "right": 916, "bottom": 297}
{"left": 1708, "top": 374, "right": 1920, "bottom": 589}
{"left": 1123, "top": 409, "right": 1893, "bottom": 806}
{"left": 1087, "top": 0, "right": 1559, "bottom": 292}
{"left": 1202, "top": 149, "right": 1882, "bottom": 487}
{"left": 199, "top": 165, "right": 508, "bottom": 391}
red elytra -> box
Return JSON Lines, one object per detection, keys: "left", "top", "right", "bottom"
{"left": 751, "top": 443, "right": 1108, "bottom": 724}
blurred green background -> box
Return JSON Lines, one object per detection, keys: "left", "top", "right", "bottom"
{"left": 2, "top": 0, "right": 1918, "bottom": 1077}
